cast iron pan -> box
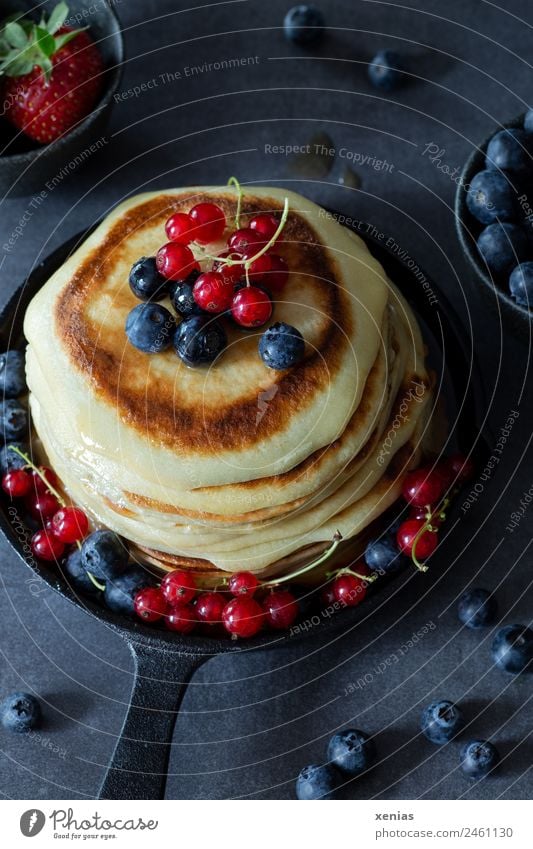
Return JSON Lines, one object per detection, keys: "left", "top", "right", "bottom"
{"left": 0, "top": 217, "right": 487, "bottom": 799}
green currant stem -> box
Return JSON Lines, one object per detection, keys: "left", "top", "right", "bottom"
{"left": 86, "top": 571, "right": 105, "bottom": 592}
{"left": 261, "top": 530, "right": 343, "bottom": 588}
{"left": 227, "top": 176, "right": 242, "bottom": 229}
{"left": 410, "top": 496, "right": 450, "bottom": 572}
{"left": 9, "top": 445, "right": 66, "bottom": 507}
{"left": 325, "top": 567, "right": 378, "bottom": 583}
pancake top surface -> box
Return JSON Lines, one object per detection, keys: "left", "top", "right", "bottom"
{"left": 26, "top": 186, "right": 389, "bottom": 485}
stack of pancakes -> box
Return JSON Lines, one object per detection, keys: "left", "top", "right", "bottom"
{"left": 24, "top": 186, "right": 436, "bottom": 584}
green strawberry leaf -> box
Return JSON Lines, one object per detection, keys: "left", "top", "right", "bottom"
{"left": 4, "top": 21, "right": 28, "bottom": 49}
{"left": 35, "top": 25, "right": 55, "bottom": 57}
{"left": 53, "top": 28, "right": 84, "bottom": 52}
{"left": 47, "top": 2, "right": 69, "bottom": 34}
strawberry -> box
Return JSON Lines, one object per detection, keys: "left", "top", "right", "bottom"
{"left": 0, "top": 2, "right": 104, "bottom": 144}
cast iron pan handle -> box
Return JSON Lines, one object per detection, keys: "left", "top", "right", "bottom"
{"left": 98, "top": 640, "right": 207, "bottom": 799}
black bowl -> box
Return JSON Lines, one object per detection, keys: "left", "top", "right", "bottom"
{"left": 0, "top": 222, "right": 487, "bottom": 798}
{"left": 0, "top": 0, "right": 123, "bottom": 197}
{"left": 454, "top": 112, "right": 533, "bottom": 342}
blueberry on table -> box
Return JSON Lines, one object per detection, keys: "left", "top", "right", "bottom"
{"left": 295, "top": 763, "right": 341, "bottom": 799}
{"left": 169, "top": 271, "right": 203, "bottom": 317}
{"left": 0, "top": 692, "right": 41, "bottom": 733}
{"left": 173, "top": 314, "right": 227, "bottom": 366}
{"left": 509, "top": 262, "right": 533, "bottom": 307}
{"left": 460, "top": 740, "right": 500, "bottom": 779}
{"left": 284, "top": 5, "right": 325, "bottom": 46}
{"left": 129, "top": 257, "right": 169, "bottom": 302}
{"left": 105, "top": 567, "right": 153, "bottom": 615}
{"left": 80, "top": 530, "right": 129, "bottom": 581}
{"left": 125, "top": 303, "right": 176, "bottom": 354}
{"left": 420, "top": 699, "right": 464, "bottom": 744}
{"left": 0, "top": 441, "right": 28, "bottom": 474}
{"left": 491, "top": 624, "right": 533, "bottom": 674}
{"left": 327, "top": 728, "right": 376, "bottom": 775}
{"left": 0, "top": 350, "right": 26, "bottom": 397}
{"left": 457, "top": 588, "right": 498, "bottom": 629}
{"left": 476, "top": 222, "right": 529, "bottom": 276}
{"left": 368, "top": 50, "right": 406, "bottom": 91}
{"left": 365, "top": 534, "right": 404, "bottom": 574}
{"left": 0, "top": 399, "right": 28, "bottom": 441}
{"left": 486, "top": 128, "right": 533, "bottom": 173}
{"left": 466, "top": 170, "right": 516, "bottom": 225}
{"left": 259, "top": 322, "right": 305, "bottom": 370}
{"left": 524, "top": 109, "right": 533, "bottom": 133}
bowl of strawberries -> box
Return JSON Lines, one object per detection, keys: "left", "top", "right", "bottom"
{"left": 0, "top": 0, "right": 123, "bottom": 196}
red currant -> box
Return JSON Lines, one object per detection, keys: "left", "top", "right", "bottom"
{"left": 51, "top": 507, "right": 89, "bottom": 544}
{"left": 263, "top": 254, "right": 289, "bottom": 290}
{"left": 31, "top": 529, "right": 65, "bottom": 561}
{"left": 222, "top": 596, "right": 264, "bottom": 638}
{"left": 332, "top": 573, "right": 368, "bottom": 607}
{"left": 195, "top": 591, "right": 225, "bottom": 624}
{"left": 134, "top": 587, "right": 168, "bottom": 622}
{"left": 263, "top": 590, "right": 299, "bottom": 629}
{"left": 213, "top": 251, "right": 244, "bottom": 284}
{"left": 402, "top": 468, "right": 444, "bottom": 507}
{"left": 249, "top": 213, "right": 278, "bottom": 242}
{"left": 161, "top": 570, "right": 197, "bottom": 605}
{"left": 231, "top": 286, "right": 272, "bottom": 328}
{"left": 156, "top": 243, "right": 199, "bottom": 281}
{"left": 321, "top": 582, "right": 337, "bottom": 606}
{"left": 26, "top": 491, "right": 60, "bottom": 520}
{"left": 2, "top": 468, "right": 32, "bottom": 497}
{"left": 397, "top": 519, "right": 438, "bottom": 559}
{"left": 445, "top": 453, "right": 475, "bottom": 484}
{"left": 193, "top": 271, "right": 234, "bottom": 313}
{"left": 165, "top": 211, "right": 193, "bottom": 244}
{"left": 227, "top": 228, "right": 263, "bottom": 256}
{"left": 166, "top": 604, "right": 196, "bottom": 633}
{"left": 188, "top": 203, "right": 226, "bottom": 244}
{"left": 31, "top": 466, "right": 58, "bottom": 494}
{"left": 228, "top": 571, "right": 259, "bottom": 597}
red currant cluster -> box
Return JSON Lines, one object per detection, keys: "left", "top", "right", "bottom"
{"left": 396, "top": 453, "right": 475, "bottom": 569}
{"left": 133, "top": 569, "right": 299, "bottom": 638}
{"left": 158, "top": 201, "right": 289, "bottom": 326}
{"left": 2, "top": 462, "right": 88, "bottom": 561}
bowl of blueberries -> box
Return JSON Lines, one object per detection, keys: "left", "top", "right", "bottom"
{"left": 455, "top": 110, "right": 533, "bottom": 339}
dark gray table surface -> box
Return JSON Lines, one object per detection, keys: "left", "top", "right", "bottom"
{"left": 0, "top": 0, "right": 532, "bottom": 800}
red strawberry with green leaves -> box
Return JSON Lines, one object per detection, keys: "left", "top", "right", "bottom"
{"left": 0, "top": 2, "right": 104, "bottom": 144}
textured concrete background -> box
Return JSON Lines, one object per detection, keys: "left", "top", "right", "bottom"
{"left": 0, "top": 0, "right": 531, "bottom": 799}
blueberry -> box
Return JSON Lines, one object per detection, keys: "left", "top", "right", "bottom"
{"left": 284, "top": 5, "right": 325, "bottom": 46}
{"left": 0, "top": 350, "right": 26, "bottom": 397}
{"left": 327, "top": 728, "right": 376, "bottom": 775}
{"left": 62, "top": 548, "right": 99, "bottom": 596}
{"left": 125, "top": 303, "right": 176, "bottom": 354}
{"left": 365, "top": 534, "right": 404, "bottom": 574}
{"left": 0, "top": 399, "right": 28, "bottom": 441}
{"left": 295, "top": 764, "right": 340, "bottom": 799}
{"left": 0, "top": 691, "right": 41, "bottom": 733}
{"left": 509, "top": 262, "right": 533, "bottom": 307}
{"left": 104, "top": 567, "right": 152, "bottom": 615}
{"left": 524, "top": 109, "right": 533, "bottom": 133}
{"left": 486, "top": 128, "right": 532, "bottom": 173}
{"left": 491, "top": 624, "right": 533, "bottom": 674}
{"left": 420, "top": 699, "right": 464, "bottom": 744}
{"left": 466, "top": 170, "right": 516, "bottom": 225}
{"left": 476, "top": 222, "right": 529, "bottom": 276}
{"left": 460, "top": 740, "right": 500, "bottom": 779}
{"left": 458, "top": 588, "right": 498, "bottom": 629}
{"left": 259, "top": 322, "right": 305, "bottom": 370}
{"left": 169, "top": 271, "right": 203, "bottom": 318}
{"left": 368, "top": 50, "right": 406, "bottom": 91}
{"left": 0, "top": 441, "right": 28, "bottom": 474}
{"left": 129, "top": 257, "right": 168, "bottom": 302}
{"left": 173, "top": 315, "right": 227, "bottom": 366}
{"left": 80, "top": 530, "right": 129, "bottom": 581}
